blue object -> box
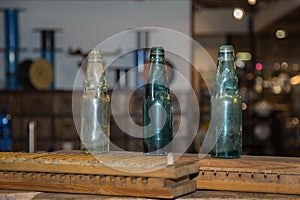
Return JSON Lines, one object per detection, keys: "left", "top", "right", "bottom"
{"left": 135, "top": 49, "right": 146, "bottom": 88}
{"left": 4, "top": 9, "right": 20, "bottom": 89}
{"left": 0, "top": 109, "right": 12, "bottom": 152}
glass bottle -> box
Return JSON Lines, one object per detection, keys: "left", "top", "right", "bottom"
{"left": 143, "top": 47, "right": 173, "bottom": 155}
{"left": 210, "top": 45, "right": 242, "bottom": 158}
{"left": 80, "top": 49, "right": 110, "bottom": 154}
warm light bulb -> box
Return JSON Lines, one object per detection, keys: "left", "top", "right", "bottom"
{"left": 281, "top": 61, "right": 288, "bottom": 70}
{"left": 275, "top": 29, "right": 287, "bottom": 39}
{"left": 242, "top": 103, "right": 248, "bottom": 111}
{"left": 290, "top": 75, "right": 300, "bottom": 85}
{"left": 236, "top": 52, "right": 252, "bottom": 61}
{"left": 233, "top": 7, "right": 245, "bottom": 20}
{"left": 292, "top": 63, "right": 299, "bottom": 71}
{"left": 248, "top": 0, "right": 256, "bottom": 5}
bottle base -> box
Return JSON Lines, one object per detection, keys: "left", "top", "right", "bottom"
{"left": 210, "top": 150, "right": 241, "bottom": 159}
{"left": 143, "top": 151, "right": 168, "bottom": 156}
{"left": 81, "top": 146, "right": 109, "bottom": 154}
{"left": 143, "top": 145, "right": 171, "bottom": 156}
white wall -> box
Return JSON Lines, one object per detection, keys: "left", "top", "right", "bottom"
{"left": 0, "top": 0, "right": 191, "bottom": 90}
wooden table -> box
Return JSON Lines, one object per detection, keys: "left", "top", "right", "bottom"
{"left": 1, "top": 189, "right": 300, "bottom": 200}
{"left": 1, "top": 152, "right": 299, "bottom": 199}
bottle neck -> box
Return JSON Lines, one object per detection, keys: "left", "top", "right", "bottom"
{"left": 147, "top": 58, "right": 168, "bottom": 90}
{"left": 84, "top": 51, "right": 107, "bottom": 98}
{"left": 147, "top": 49, "right": 168, "bottom": 85}
{"left": 150, "top": 53, "right": 165, "bottom": 64}
{"left": 214, "top": 56, "right": 238, "bottom": 97}
{"left": 218, "top": 57, "right": 235, "bottom": 73}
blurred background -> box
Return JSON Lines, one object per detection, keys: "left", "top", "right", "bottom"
{"left": 0, "top": 0, "right": 299, "bottom": 156}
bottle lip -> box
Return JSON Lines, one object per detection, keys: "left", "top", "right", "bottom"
{"left": 150, "top": 47, "right": 164, "bottom": 55}
{"left": 88, "top": 49, "right": 103, "bottom": 61}
{"left": 218, "top": 45, "right": 234, "bottom": 58}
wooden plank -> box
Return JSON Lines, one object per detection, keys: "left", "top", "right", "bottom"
{"left": 0, "top": 152, "right": 199, "bottom": 179}
{"left": 180, "top": 190, "right": 300, "bottom": 200}
{"left": 2, "top": 189, "right": 300, "bottom": 200}
{"left": 0, "top": 172, "right": 196, "bottom": 199}
{"left": 180, "top": 155, "right": 300, "bottom": 195}
{"left": 198, "top": 156, "right": 300, "bottom": 175}
{"left": 0, "top": 152, "right": 199, "bottom": 199}
{"left": 197, "top": 171, "right": 300, "bottom": 195}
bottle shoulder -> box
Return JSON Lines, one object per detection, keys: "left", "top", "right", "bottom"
{"left": 143, "top": 94, "right": 172, "bottom": 106}
{"left": 82, "top": 92, "right": 110, "bottom": 102}
{"left": 212, "top": 93, "right": 241, "bottom": 103}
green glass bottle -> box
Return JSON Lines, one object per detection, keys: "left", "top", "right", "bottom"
{"left": 210, "top": 45, "right": 242, "bottom": 158}
{"left": 143, "top": 47, "right": 173, "bottom": 155}
{"left": 80, "top": 49, "right": 110, "bottom": 154}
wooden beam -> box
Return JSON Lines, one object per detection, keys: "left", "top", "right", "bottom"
{"left": 254, "top": 0, "right": 300, "bottom": 32}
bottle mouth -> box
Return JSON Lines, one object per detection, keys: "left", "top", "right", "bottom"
{"left": 218, "top": 45, "right": 234, "bottom": 58}
{"left": 88, "top": 49, "right": 103, "bottom": 62}
{"left": 150, "top": 47, "right": 164, "bottom": 55}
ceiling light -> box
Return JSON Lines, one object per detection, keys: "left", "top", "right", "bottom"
{"left": 233, "top": 7, "right": 245, "bottom": 20}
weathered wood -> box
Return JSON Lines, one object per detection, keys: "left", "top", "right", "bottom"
{"left": 181, "top": 155, "right": 300, "bottom": 195}
{"left": 2, "top": 189, "right": 299, "bottom": 200}
{"left": 0, "top": 152, "right": 199, "bottom": 199}
{"left": 180, "top": 190, "right": 300, "bottom": 200}
{"left": 198, "top": 155, "right": 300, "bottom": 174}
{"left": 2, "top": 152, "right": 299, "bottom": 196}
{"left": 0, "top": 152, "right": 198, "bottom": 178}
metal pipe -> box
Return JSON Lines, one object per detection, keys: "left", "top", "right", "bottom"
{"left": 41, "top": 30, "right": 55, "bottom": 67}
{"left": 29, "top": 120, "right": 37, "bottom": 153}
{"left": 4, "top": 9, "right": 19, "bottom": 89}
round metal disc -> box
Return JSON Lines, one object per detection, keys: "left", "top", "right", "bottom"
{"left": 29, "top": 58, "right": 53, "bottom": 90}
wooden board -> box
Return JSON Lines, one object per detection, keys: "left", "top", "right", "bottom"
{"left": 0, "top": 152, "right": 199, "bottom": 199}
{"left": 181, "top": 155, "right": 300, "bottom": 195}
{"left": 2, "top": 189, "right": 300, "bottom": 200}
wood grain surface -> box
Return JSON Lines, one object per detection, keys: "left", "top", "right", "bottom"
{"left": 0, "top": 152, "right": 199, "bottom": 199}
{"left": 180, "top": 154, "right": 300, "bottom": 195}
